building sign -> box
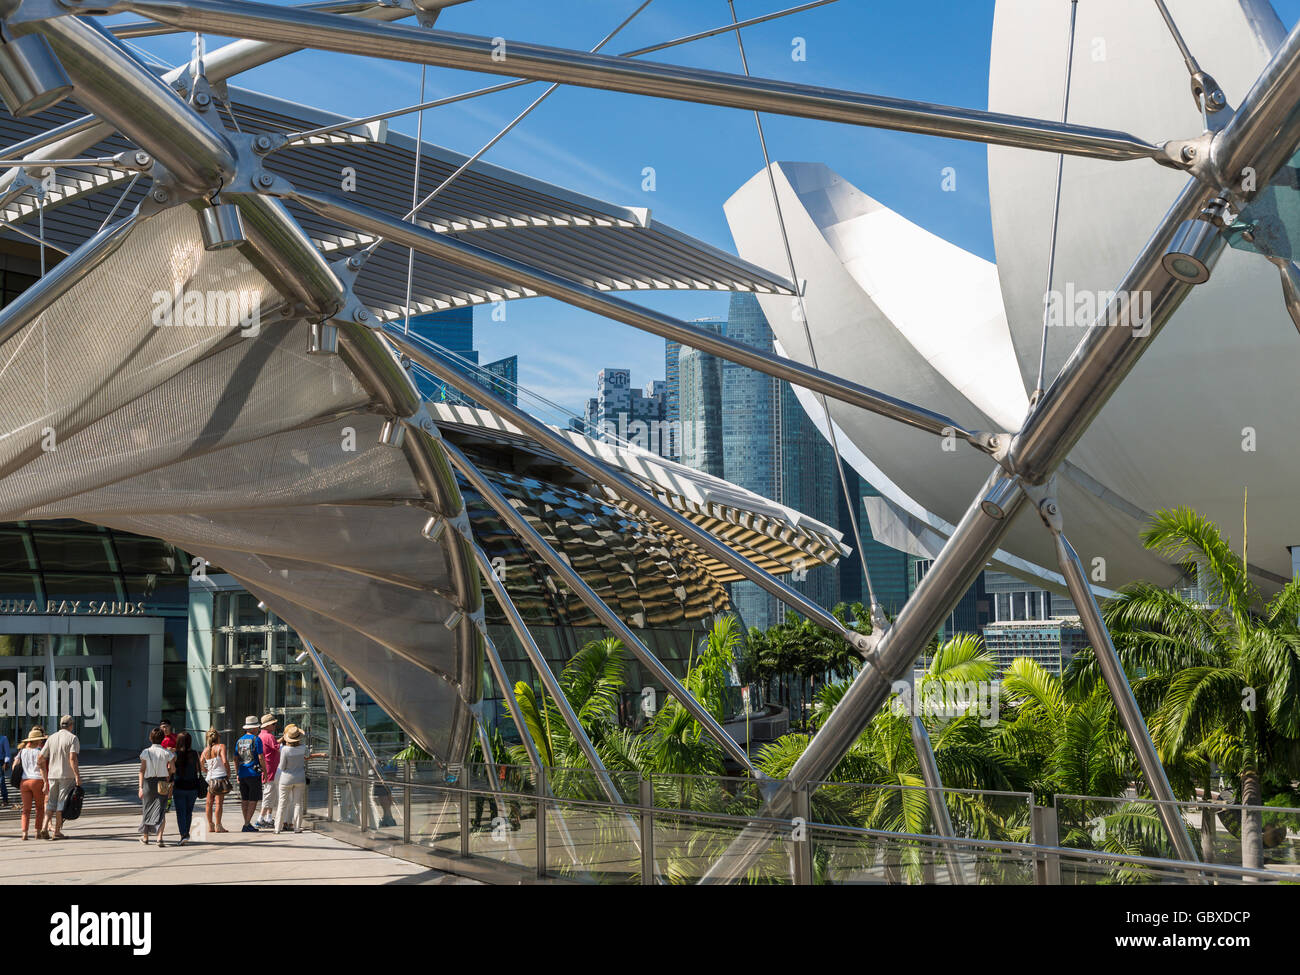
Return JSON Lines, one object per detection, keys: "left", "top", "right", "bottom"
{"left": 0, "top": 600, "right": 148, "bottom": 616}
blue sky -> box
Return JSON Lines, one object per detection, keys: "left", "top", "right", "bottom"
{"left": 126, "top": 0, "right": 1300, "bottom": 415}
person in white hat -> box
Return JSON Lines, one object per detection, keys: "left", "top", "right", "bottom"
{"left": 273, "top": 724, "right": 324, "bottom": 833}
{"left": 234, "top": 715, "right": 265, "bottom": 832}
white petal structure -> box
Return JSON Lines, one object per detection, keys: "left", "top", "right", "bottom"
{"left": 725, "top": 0, "right": 1300, "bottom": 593}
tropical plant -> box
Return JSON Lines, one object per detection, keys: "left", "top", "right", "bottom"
{"left": 1096, "top": 507, "right": 1300, "bottom": 869}
{"left": 757, "top": 634, "right": 1029, "bottom": 882}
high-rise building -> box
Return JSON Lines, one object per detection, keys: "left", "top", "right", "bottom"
{"left": 980, "top": 571, "right": 1082, "bottom": 675}
{"left": 677, "top": 293, "right": 838, "bottom": 630}
{"left": 481, "top": 355, "right": 519, "bottom": 407}
{"left": 837, "top": 467, "right": 916, "bottom": 618}
{"left": 666, "top": 316, "right": 723, "bottom": 463}
{"left": 406, "top": 308, "right": 521, "bottom": 408}
{"left": 676, "top": 321, "right": 725, "bottom": 476}
{"left": 588, "top": 367, "right": 672, "bottom": 458}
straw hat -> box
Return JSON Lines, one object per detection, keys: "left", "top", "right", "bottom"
{"left": 19, "top": 726, "right": 47, "bottom": 746}
{"left": 283, "top": 724, "right": 304, "bottom": 745}
{"left": 242, "top": 715, "right": 260, "bottom": 731}
{"left": 260, "top": 713, "right": 277, "bottom": 729}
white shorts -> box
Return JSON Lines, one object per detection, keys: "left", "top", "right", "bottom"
{"left": 259, "top": 775, "right": 278, "bottom": 810}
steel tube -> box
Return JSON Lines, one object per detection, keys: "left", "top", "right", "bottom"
{"left": 109, "top": 0, "right": 400, "bottom": 37}
{"left": 443, "top": 438, "right": 757, "bottom": 774}
{"left": 1211, "top": 17, "right": 1300, "bottom": 199}
{"left": 0, "top": 2, "right": 420, "bottom": 206}
{"left": 700, "top": 470, "right": 1025, "bottom": 883}
{"left": 285, "top": 186, "right": 976, "bottom": 442}
{"left": 386, "top": 328, "right": 859, "bottom": 648}
{"left": 1007, "top": 179, "right": 1208, "bottom": 484}
{"left": 300, "top": 636, "right": 388, "bottom": 784}
{"left": 478, "top": 627, "right": 542, "bottom": 779}
{"left": 910, "top": 714, "right": 967, "bottom": 885}
{"left": 465, "top": 541, "right": 626, "bottom": 808}
{"left": 1053, "top": 530, "right": 1200, "bottom": 863}
{"left": 101, "top": 0, "right": 1169, "bottom": 163}
{"left": 17, "top": 16, "right": 237, "bottom": 191}
{"left": 0, "top": 210, "right": 136, "bottom": 348}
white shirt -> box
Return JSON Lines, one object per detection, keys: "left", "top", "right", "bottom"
{"left": 140, "top": 745, "right": 173, "bottom": 779}
{"left": 18, "top": 747, "right": 42, "bottom": 780}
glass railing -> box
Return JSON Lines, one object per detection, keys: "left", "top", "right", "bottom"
{"left": 1054, "top": 793, "right": 1300, "bottom": 883}
{"left": 310, "top": 765, "right": 1299, "bottom": 885}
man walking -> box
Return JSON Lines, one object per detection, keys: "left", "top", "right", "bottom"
{"left": 255, "top": 713, "right": 280, "bottom": 829}
{"left": 39, "top": 715, "right": 81, "bottom": 840}
{"left": 234, "top": 715, "right": 264, "bottom": 833}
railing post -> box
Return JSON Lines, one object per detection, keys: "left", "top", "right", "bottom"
{"left": 459, "top": 773, "right": 470, "bottom": 858}
{"left": 1031, "top": 803, "right": 1061, "bottom": 885}
{"left": 359, "top": 773, "right": 369, "bottom": 834}
{"left": 639, "top": 775, "right": 654, "bottom": 886}
{"left": 403, "top": 761, "right": 411, "bottom": 846}
{"left": 792, "top": 783, "right": 813, "bottom": 885}
{"left": 536, "top": 766, "right": 548, "bottom": 879}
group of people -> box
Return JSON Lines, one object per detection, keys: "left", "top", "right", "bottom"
{"left": 136, "top": 713, "right": 323, "bottom": 845}
{"left": 2, "top": 715, "right": 83, "bottom": 841}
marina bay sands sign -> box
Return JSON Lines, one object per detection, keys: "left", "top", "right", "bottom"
{"left": 0, "top": 599, "right": 149, "bottom": 616}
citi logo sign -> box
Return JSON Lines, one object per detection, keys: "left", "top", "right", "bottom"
{"left": 49, "top": 906, "right": 151, "bottom": 955}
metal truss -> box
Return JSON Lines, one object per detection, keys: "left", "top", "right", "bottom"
{"left": 3, "top": 0, "right": 1297, "bottom": 883}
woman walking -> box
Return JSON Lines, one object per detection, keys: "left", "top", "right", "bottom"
{"left": 273, "top": 724, "right": 322, "bottom": 833}
{"left": 201, "top": 728, "right": 231, "bottom": 833}
{"left": 138, "top": 727, "right": 175, "bottom": 846}
{"left": 170, "top": 732, "right": 201, "bottom": 845}
{"left": 15, "top": 726, "right": 47, "bottom": 840}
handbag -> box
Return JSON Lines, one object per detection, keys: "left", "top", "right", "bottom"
{"left": 62, "top": 785, "right": 84, "bottom": 821}
{"left": 9, "top": 760, "right": 21, "bottom": 790}
{"left": 156, "top": 777, "right": 173, "bottom": 798}
{"left": 196, "top": 776, "right": 208, "bottom": 799}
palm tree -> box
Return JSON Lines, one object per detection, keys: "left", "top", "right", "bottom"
{"left": 509, "top": 635, "right": 625, "bottom": 794}
{"left": 757, "top": 634, "right": 1028, "bottom": 882}
{"left": 1098, "top": 507, "right": 1300, "bottom": 869}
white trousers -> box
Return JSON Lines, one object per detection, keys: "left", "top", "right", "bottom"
{"left": 275, "top": 782, "right": 307, "bottom": 832}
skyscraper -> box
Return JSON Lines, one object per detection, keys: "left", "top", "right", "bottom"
{"left": 676, "top": 321, "right": 725, "bottom": 476}
{"left": 588, "top": 368, "right": 672, "bottom": 458}
{"left": 406, "top": 308, "right": 521, "bottom": 408}
{"left": 720, "top": 294, "right": 838, "bottom": 629}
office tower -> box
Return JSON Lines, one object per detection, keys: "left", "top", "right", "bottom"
{"left": 589, "top": 367, "right": 672, "bottom": 458}
{"left": 676, "top": 320, "right": 725, "bottom": 476}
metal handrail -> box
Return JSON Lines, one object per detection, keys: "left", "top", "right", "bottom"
{"left": 318, "top": 771, "right": 1298, "bottom": 884}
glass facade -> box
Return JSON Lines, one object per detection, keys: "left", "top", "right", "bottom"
{"left": 0, "top": 520, "right": 193, "bottom": 748}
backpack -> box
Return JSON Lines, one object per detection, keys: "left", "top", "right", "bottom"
{"left": 62, "top": 785, "right": 84, "bottom": 821}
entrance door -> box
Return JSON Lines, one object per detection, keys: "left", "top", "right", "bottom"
{"left": 229, "top": 672, "right": 264, "bottom": 745}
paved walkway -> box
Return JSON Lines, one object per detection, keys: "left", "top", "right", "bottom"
{"left": 0, "top": 814, "right": 479, "bottom": 885}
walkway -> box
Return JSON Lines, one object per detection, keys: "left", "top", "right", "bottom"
{"left": 0, "top": 814, "right": 480, "bottom": 885}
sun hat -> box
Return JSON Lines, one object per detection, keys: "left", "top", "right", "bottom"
{"left": 20, "top": 726, "right": 46, "bottom": 745}
{"left": 242, "top": 715, "right": 260, "bottom": 731}
{"left": 283, "top": 724, "right": 304, "bottom": 745}
{"left": 260, "top": 713, "right": 277, "bottom": 728}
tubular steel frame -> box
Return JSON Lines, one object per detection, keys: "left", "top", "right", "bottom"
{"left": 2, "top": 0, "right": 1295, "bottom": 882}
